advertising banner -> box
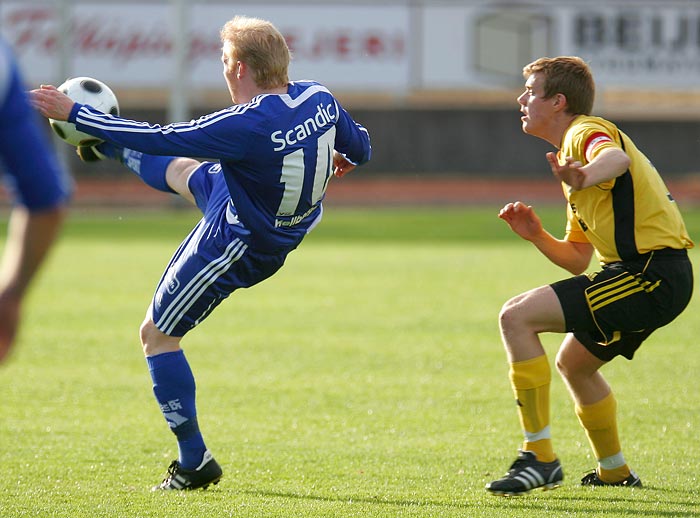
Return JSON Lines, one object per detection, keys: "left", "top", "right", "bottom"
{"left": 1, "top": 1, "right": 410, "bottom": 90}
{"left": 3, "top": 1, "right": 700, "bottom": 93}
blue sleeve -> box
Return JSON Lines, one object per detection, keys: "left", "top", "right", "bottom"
{"left": 0, "top": 41, "right": 71, "bottom": 210}
{"left": 333, "top": 101, "right": 371, "bottom": 166}
{"left": 69, "top": 103, "right": 251, "bottom": 160}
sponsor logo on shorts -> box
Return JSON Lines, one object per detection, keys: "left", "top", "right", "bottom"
{"left": 166, "top": 269, "right": 180, "bottom": 294}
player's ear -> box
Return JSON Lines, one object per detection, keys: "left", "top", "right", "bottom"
{"left": 552, "top": 93, "right": 567, "bottom": 111}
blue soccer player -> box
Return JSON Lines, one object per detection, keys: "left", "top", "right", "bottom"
{"left": 31, "top": 15, "right": 371, "bottom": 490}
{"left": 0, "top": 37, "right": 70, "bottom": 364}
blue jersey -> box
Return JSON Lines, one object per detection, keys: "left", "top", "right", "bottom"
{"left": 0, "top": 39, "right": 71, "bottom": 210}
{"left": 69, "top": 81, "right": 371, "bottom": 252}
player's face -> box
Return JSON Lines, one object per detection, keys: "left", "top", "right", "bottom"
{"left": 517, "top": 73, "right": 557, "bottom": 139}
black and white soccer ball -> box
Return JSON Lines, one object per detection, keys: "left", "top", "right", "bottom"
{"left": 49, "top": 76, "right": 119, "bottom": 147}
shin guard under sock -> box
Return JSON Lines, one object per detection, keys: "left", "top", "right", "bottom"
{"left": 509, "top": 355, "right": 555, "bottom": 462}
{"left": 147, "top": 350, "right": 206, "bottom": 469}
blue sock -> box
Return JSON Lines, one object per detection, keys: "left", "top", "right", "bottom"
{"left": 146, "top": 350, "right": 207, "bottom": 470}
{"left": 96, "top": 142, "right": 176, "bottom": 193}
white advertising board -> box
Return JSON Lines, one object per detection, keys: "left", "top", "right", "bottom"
{"left": 3, "top": 1, "right": 700, "bottom": 93}
{"left": 423, "top": 1, "right": 700, "bottom": 90}
{"left": 1, "top": 1, "right": 410, "bottom": 90}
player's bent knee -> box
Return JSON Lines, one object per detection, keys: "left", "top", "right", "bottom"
{"left": 140, "top": 318, "right": 181, "bottom": 356}
{"left": 166, "top": 158, "right": 199, "bottom": 201}
{"left": 499, "top": 297, "right": 523, "bottom": 334}
{"left": 554, "top": 350, "right": 570, "bottom": 378}
{"left": 139, "top": 319, "right": 155, "bottom": 353}
{"left": 555, "top": 340, "right": 604, "bottom": 381}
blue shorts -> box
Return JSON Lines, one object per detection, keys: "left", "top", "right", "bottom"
{"left": 150, "top": 162, "right": 288, "bottom": 337}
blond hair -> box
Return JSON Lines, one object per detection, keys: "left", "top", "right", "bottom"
{"left": 523, "top": 56, "right": 595, "bottom": 115}
{"left": 220, "top": 15, "right": 290, "bottom": 89}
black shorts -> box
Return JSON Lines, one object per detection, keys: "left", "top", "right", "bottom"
{"left": 550, "top": 248, "right": 693, "bottom": 361}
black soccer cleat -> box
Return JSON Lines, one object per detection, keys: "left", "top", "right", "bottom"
{"left": 581, "top": 469, "right": 642, "bottom": 488}
{"left": 486, "top": 450, "right": 564, "bottom": 496}
{"left": 152, "top": 450, "right": 223, "bottom": 491}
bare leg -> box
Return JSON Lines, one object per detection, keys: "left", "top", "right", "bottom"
{"left": 499, "top": 285, "right": 566, "bottom": 362}
{"left": 555, "top": 334, "right": 609, "bottom": 406}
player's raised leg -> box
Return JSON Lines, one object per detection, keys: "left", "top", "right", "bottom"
{"left": 78, "top": 142, "right": 199, "bottom": 205}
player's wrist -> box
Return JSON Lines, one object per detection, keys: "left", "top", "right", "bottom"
{"left": 67, "top": 102, "right": 83, "bottom": 123}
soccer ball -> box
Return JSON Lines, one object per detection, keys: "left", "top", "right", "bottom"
{"left": 49, "top": 77, "right": 119, "bottom": 147}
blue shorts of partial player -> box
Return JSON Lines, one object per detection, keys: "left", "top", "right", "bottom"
{"left": 149, "top": 162, "right": 289, "bottom": 337}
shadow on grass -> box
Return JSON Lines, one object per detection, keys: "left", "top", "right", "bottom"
{"left": 494, "top": 491, "right": 700, "bottom": 517}
{"left": 241, "top": 488, "right": 699, "bottom": 517}
{"left": 241, "top": 489, "right": 472, "bottom": 510}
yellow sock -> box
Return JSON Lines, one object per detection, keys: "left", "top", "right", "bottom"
{"left": 509, "top": 355, "right": 556, "bottom": 463}
{"left": 576, "top": 392, "right": 631, "bottom": 483}
{"left": 598, "top": 465, "right": 631, "bottom": 483}
{"left": 524, "top": 438, "right": 555, "bottom": 463}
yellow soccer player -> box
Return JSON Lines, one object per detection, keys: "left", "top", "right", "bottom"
{"left": 486, "top": 56, "right": 694, "bottom": 496}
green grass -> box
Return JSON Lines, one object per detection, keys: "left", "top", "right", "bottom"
{"left": 1, "top": 206, "right": 699, "bottom": 517}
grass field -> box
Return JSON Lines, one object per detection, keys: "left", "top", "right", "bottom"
{"left": 1, "top": 206, "right": 699, "bottom": 517}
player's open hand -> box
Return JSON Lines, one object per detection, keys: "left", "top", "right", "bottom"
{"left": 546, "top": 151, "right": 586, "bottom": 190}
{"left": 333, "top": 151, "right": 355, "bottom": 178}
{"left": 29, "top": 85, "right": 74, "bottom": 122}
{"left": 498, "top": 201, "right": 544, "bottom": 241}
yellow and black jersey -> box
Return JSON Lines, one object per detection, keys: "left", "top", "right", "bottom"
{"left": 559, "top": 115, "right": 693, "bottom": 264}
